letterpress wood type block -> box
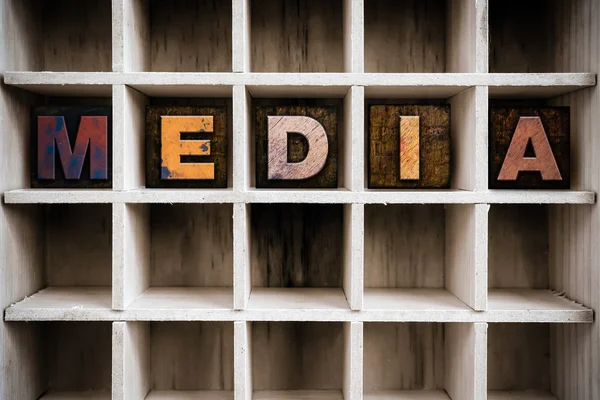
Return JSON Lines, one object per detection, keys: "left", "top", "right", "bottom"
{"left": 368, "top": 105, "right": 450, "bottom": 189}
{"left": 255, "top": 101, "right": 339, "bottom": 188}
{"left": 146, "top": 105, "right": 228, "bottom": 188}
{"left": 489, "top": 107, "right": 570, "bottom": 189}
{"left": 31, "top": 106, "right": 112, "bottom": 188}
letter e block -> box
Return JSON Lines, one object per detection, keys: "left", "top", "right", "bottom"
{"left": 256, "top": 102, "right": 338, "bottom": 188}
{"left": 146, "top": 105, "right": 228, "bottom": 188}
{"left": 489, "top": 107, "right": 569, "bottom": 189}
{"left": 368, "top": 105, "right": 450, "bottom": 189}
{"left": 31, "top": 106, "right": 112, "bottom": 188}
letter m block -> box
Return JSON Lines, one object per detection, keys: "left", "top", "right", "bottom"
{"left": 32, "top": 106, "right": 112, "bottom": 188}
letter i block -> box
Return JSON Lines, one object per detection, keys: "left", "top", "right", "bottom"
{"left": 489, "top": 107, "right": 569, "bottom": 189}
{"left": 255, "top": 103, "right": 339, "bottom": 188}
{"left": 32, "top": 106, "right": 112, "bottom": 188}
{"left": 146, "top": 106, "right": 228, "bottom": 188}
{"left": 368, "top": 105, "right": 450, "bottom": 189}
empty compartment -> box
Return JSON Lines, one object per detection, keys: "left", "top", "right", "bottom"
{"left": 364, "top": 205, "right": 474, "bottom": 311}
{"left": 119, "top": 321, "right": 234, "bottom": 399}
{"left": 250, "top": 0, "right": 344, "bottom": 72}
{"left": 488, "top": 323, "right": 555, "bottom": 399}
{"left": 489, "top": 205, "right": 549, "bottom": 290}
{"left": 489, "top": 0, "right": 579, "bottom": 73}
{"left": 127, "top": 204, "right": 234, "bottom": 310}
{"left": 364, "top": 322, "right": 482, "bottom": 399}
{"left": 252, "top": 322, "right": 344, "bottom": 399}
{"left": 365, "top": 0, "right": 447, "bottom": 73}
{"left": 147, "top": 0, "right": 232, "bottom": 72}
{"left": 248, "top": 204, "right": 348, "bottom": 308}
{"left": 5, "top": 0, "right": 112, "bottom": 71}
{"left": 36, "top": 322, "right": 112, "bottom": 399}
{"left": 8, "top": 204, "right": 113, "bottom": 310}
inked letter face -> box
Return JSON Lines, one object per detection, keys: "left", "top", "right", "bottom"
{"left": 498, "top": 117, "right": 562, "bottom": 181}
{"left": 489, "top": 107, "right": 569, "bottom": 189}
{"left": 37, "top": 115, "right": 108, "bottom": 180}
{"left": 267, "top": 116, "right": 328, "bottom": 180}
{"left": 368, "top": 105, "right": 450, "bottom": 189}
{"left": 160, "top": 116, "right": 214, "bottom": 180}
{"left": 255, "top": 104, "right": 338, "bottom": 188}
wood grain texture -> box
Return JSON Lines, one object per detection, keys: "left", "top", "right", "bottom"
{"left": 368, "top": 105, "right": 450, "bottom": 189}
{"left": 489, "top": 205, "right": 549, "bottom": 289}
{"left": 150, "top": 322, "right": 234, "bottom": 391}
{"left": 39, "top": 0, "right": 112, "bottom": 71}
{"left": 46, "top": 322, "right": 112, "bottom": 391}
{"left": 161, "top": 116, "right": 214, "bottom": 180}
{"left": 364, "top": 0, "right": 446, "bottom": 73}
{"left": 488, "top": 323, "right": 550, "bottom": 392}
{"left": 490, "top": 107, "right": 569, "bottom": 189}
{"left": 146, "top": 105, "right": 228, "bottom": 188}
{"left": 251, "top": 0, "right": 343, "bottom": 72}
{"left": 364, "top": 205, "right": 445, "bottom": 288}
{"left": 255, "top": 102, "right": 338, "bottom": 188}
{"left": 149, "top": 0, "right": 232, "bottom": 72}
{"left": 399, "top": 116, "right": 420, "bottom": 180}
{"left": 31, "top": 106, "right": 112, "bottom": 188}
{"left": 252, "top": 322, "right": 343, "bottom": 390}
{"left": 267, "top": 116, "right": 329, "bottom": 181}
{"left": 45, "top": 204, "right": 112, "bottom": 287}
{"left": 251, "top": 204, "right": 342, "bottom": 288}
{"left": 363, "top": 323, "right": 444, "bottom": 391}
{"left": 150, "top": 204, "right": 233, "bottom": 287}
{"left": 489, "top": 0, "right": 554, "bottom": 73}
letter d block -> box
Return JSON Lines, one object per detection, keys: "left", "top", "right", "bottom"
{"left": 146, "top": 106, "right": 228, "bottom": 188}
{"left": 32, "top": 106, "right": 112, "bottom": 188}
{"left": 368, "top": 105, "right": 450, "bottom": 189}
{"left": 489, "top": 107, "right": 569, "bottom": 189}
{"left": 256, "top": 103, "right": 338, "bottom": 188}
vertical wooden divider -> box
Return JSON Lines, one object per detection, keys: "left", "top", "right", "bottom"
{"left": 447, "top": 0, "right": 488, "bottom": 73}
{"left": 343, "top": 0, "right": 364, "bottom": 73}
{"left": 343, "top": 322, "right": 363, "bottom": 400}
{"left": 112, "top": 0, "right": 150, "bottom": 72}
{"left": 343, "top": 204, "right": 364, "bottom": 311}
{"left": 343, "top": 86, "right": 364, "bottom": 192}
{"left": 113, "top": 321, "right": 150, "bottom": 400}
{"left": 234, "top": 203, "right": 251, "bottom": 310}
{"left": 445, "top": 322, "right": 488, "bottom": 400}
{"left": 232, "top": 0, "right": 251, "bottom": 72}
{"left": 446, "top": 204, "right": 488, "bottom": 311}
{"left": 235, "top": 321, "right": 253, "bottom": 400}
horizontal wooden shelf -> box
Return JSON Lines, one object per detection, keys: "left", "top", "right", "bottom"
{"left": 6, "top": 288, "right": 592, "bottom": 323}
{"left": 145, "top": 391, "right": 234, "bottom": 400}
{"left": 253, "top": 390, "right": 343, "bottom": 400}
{"left": 487, "top": 289, "right": 592, "bottom": 323}
{"left": 40, "top": 391, "right": 110, "bottom": 400}
{"left": 4, "top": 189, "right": 595, "bottom": 205}
{"left": 364, "top": 390, "right": 451, "bottom": 400}
{"left": 129, "top": 287, "right": 233, "bottom": 310}
{"left": 487, "top": 391, "right": 557, "bottom": 400}
{"left": 3, "top": 72, "right": 596, "bottom": 98}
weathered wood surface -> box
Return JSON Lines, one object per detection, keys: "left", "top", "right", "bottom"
{"left": 146, "top": 106, "right": 227, "bottom": 188}
{"left": 160, "top": 116, "right": 214, "bottom": 180}
{"left": 489, "top": 107, "right": 569, "bottom": 189}
{"left": 368, "top": 105, "right": 450, "bottom": 189}
{"left": 31, "top": 106, "right": 112, "bottom": 188}
{"left": 251, "top": 204, "right": 342, "bottom": 288}
{"left": 256, "top": 103, "right": 338, "bottom": 188}
{"left": 365, "top": 0, "right": 446, "bottom": 73}
{"left": 252, "top": 322, "right": 343, "bottom": 390}
{"left": 267, "top": 116, "right": 329, "bottom": 180}
{"left": 364, "top": 323, "right": 444, "bottom": 390}
{"left": 251, "top": 0, "right": 343, "bottom": 72}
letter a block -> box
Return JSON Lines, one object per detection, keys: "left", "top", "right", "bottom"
{"left": 368, "top": 105, "right": 450, "bottom": 189}
{"left": 489, "top": 107, "right": 569, "bottom": 189}
{"left": 32, "top": 106, "right": 112, "bottom": 188}
{"left": 146, "top": 106, "right": 228, "bottom": 188}
{"left": 256, "top": 103, "right": 338, "bottom": 188}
